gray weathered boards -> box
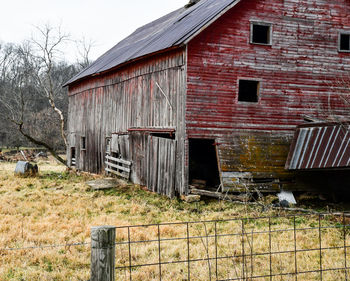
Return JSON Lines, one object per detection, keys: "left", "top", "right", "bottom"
{"left": 146, "top": 136, "right": 176, "bottom": 198}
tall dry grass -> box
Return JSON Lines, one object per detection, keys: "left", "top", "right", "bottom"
{"left": 0, "top": 160, "right": 261, "bottom": 280}
{"left": 0, "top": 159, "right": 348, "bottom": 280}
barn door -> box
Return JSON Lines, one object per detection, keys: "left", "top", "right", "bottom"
{"left": 146, "top": 136, "right": 176, "bottom": 198}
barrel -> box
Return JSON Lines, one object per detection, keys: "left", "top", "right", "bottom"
{"left": 14, "top": 161, "right": 38, "bottom": 176}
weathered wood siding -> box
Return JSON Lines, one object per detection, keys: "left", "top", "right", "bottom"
{"left": 187, "top": 0, "right": 350, "bottom": 191}
{"left": 146, "top": 136, "right": 176, "bottom": 197}
{"left": 67, "top": 49, "right": 186, "bottom": 195}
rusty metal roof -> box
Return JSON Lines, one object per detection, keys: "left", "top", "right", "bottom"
{"left": 64, "top": 0, "right": 240, "bottom": 86}
{"left": 285, "top": 123, "right": 350, "bottom": 170}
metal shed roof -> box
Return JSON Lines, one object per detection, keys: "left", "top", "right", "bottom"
{"left": 64, "top": 0, "right": 240, "bottom": 86}
{"left": 285, "top": 123, "right": 350, "bottom": 170}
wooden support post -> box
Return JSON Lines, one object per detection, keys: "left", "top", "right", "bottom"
{"left": 91, "top": 226, "right": 116, "bottom": 281}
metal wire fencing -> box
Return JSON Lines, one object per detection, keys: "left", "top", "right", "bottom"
{"left": 0, "top": 241, "right": 90, "bottom": 252}
{"left": 114, "top": 213, "right": 350, "bottom": 280}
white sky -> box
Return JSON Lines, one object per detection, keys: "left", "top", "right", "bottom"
{"left": 0, "top": 0, "right": 189, "bottom": 63}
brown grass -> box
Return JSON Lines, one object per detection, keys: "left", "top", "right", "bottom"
{"left": 0, "top": 159, "right": 348, "bottom": 280}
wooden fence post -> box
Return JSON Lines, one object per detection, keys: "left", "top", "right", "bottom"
{"left": 91, "top": 226, "right": 116, "bottom": 281}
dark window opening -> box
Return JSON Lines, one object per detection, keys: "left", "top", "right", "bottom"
{"left": 189, "top": 139, "right": 221, "bottom": 190}
{"left": 81, "top": 136, "right": 86, "bottom": 150}
{"left": 252, "top": 178, "right": 274, "bottom": 183}
{"left": 71, "top": 147, "right": 76, "bottom": 167}
{"left": 340, "top": 33, "right": 350, "bottom": 51}
{"left": 150, "top": 133, "right": 175, "bottom": 139}
{"left": 238, "top": 80, "right": 259, "bottom": 102}
{"left": 252, "top": 24, "right": 271, "bottom": 45}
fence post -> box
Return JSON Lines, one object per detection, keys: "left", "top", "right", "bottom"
{"left": 91, "top": 226, "right": 116, "bottom": 281}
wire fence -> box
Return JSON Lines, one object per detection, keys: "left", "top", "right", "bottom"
{"left": 1, "top": 213, "right": 350, "bottom": 280}
{"left": 114, "top": 213, "right": 350, "bottom": 280}
{"left": 0, "top": 241, "right": 90, "bottom": 252}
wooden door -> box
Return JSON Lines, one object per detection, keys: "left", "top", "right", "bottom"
{"left": 146, "top": 136, "right": 176, "bottom": 198}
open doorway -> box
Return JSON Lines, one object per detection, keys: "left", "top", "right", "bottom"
{"left": 189, "top": 139, "right": 221, "bottom": 190}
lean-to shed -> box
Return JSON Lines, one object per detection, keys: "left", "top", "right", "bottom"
{"left": 65, "top": 0, "right": 350, "bottom": 197}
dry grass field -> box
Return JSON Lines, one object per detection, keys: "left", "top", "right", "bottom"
{"left": 0, "top": 158, "right": 348, "bottom": 280}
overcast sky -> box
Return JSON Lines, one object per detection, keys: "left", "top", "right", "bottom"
{"left": 0, "top": 0, "right": 189, "bottom": 62}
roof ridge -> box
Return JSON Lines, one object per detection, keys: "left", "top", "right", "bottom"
{"left": 65, "top": 0, "right": 238, "bottom": 86}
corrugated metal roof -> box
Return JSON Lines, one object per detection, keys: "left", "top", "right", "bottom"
{"left": 64, "top": 0, "right": 240, "bottom": 86}
{"left": 285, "top": 123, "right": 350, "bottom": 170}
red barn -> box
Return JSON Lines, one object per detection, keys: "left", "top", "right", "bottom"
{"left": 65, "top": 0, "right": 350, "bottom": 197}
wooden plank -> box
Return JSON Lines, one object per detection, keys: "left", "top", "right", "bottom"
{"left": 146, "top": 135, "right": 151, "bottom": 191}
{"left": 157, "top": 137, "right": 163, "bottom": 194}
{"left": 169, "top": 140, "right": 176, "bottom": 198}
{"left": 152, "top": 137, "right": 159, "bottom": 193}
{"left": 105, "top": 167, "right": 129, "bottom": 179}
{"left": 163, "top": 139, "right": 169, "bottom": 196}
{"left": 165, "top": 139, "right": 170, "bottom": 197}
{"left": 105, "top": 155, "right": 131, "bottom": 166}
{"left": 111, "top": 134, "right": 119, "bottom": 153}
{"left": 104, "top": 161, "right": 130, "bottom": 173}
{"left": 190, "top": 188, "right": 250, "bottom": 202}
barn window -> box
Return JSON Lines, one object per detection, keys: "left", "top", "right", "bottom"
{"left": 339, "top": 32, "right": 350, "bottom": 52}
{"left": 150, "top": 132, "right": 175, "bottom": 140}
{"left": 238, "top": 80, "right": 259, "bottom": 103}
{"left": 250, "top": 22, "right": 272, "bottom": 45}
{"left": 71, "top": 147, "right": 76, "bottom": 167}
{"left": 81, "top": 136, "right": 86, "bottom": 150}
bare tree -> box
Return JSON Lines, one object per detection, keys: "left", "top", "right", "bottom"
{"left": 0, "top": 25, "right": 84, "bottom": 166}
{"left": 0, "top": 42, "right": 67, "bottom": 165}
{"left": 30, "top": 24, "right": 70, "bottom": 149}
{"left": 0, "top": 24, "right": 94, "bottom": 166}
{"left": 76, "top": 36, "right": 96, "bottom": 69}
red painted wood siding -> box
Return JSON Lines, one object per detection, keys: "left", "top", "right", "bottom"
{"left": 187, "top": 0, "right": 350, "bottom": 137}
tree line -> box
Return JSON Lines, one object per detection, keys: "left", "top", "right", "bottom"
{"left": 0, "top": 25, "right": 93, "bottom": 165}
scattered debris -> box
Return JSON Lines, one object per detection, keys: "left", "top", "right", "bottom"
{"left": 191, "top": 179, "right": 206, "bottom": 189}
{"left": 277, "top": 190, "right": 296, "bottom": 205}
{"left": 35, "top": 151, "right": 48, "bottom": 159}
{"left": 1, "top": 149, "right": 49, "bottom": 162}
{"left": 279, "top": 200, "right": 290, "bottom": 208}
{"left": 0, "top": 149, "right": 4, "bottom": 162}
{"left": 20, "top": 150, "right": 28, "bottom": 161}
{"left": 190, "top": 187, "right": 251, "bottom": 202}
{"left": 297, "top": 192, "right": 319, "bottom": 201}
{"left": 181, "top": 194, "right": 201, "bottom": 203}
{"left": 86, "top": 178, "right": 127, "bottom": 191}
